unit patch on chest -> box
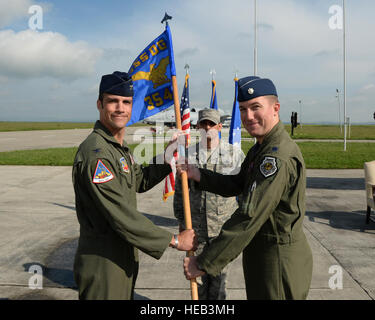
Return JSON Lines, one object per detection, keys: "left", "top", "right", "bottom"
{"left": 119, "top": 157, "right": 130, "bottom": 173}
{"left": 93, "top": 160, "right": 114, "bottom": 184}
{"left": 260, "top": 156, "right": 278, "bottom": 178}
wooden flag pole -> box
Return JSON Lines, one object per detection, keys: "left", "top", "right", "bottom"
{"left": 171, "top": 75, "right": 199, "bottom": 300}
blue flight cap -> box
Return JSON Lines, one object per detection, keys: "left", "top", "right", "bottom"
{"left": 237, "top": 76, "right": 278, "bottom": 102}
{"left": 99, "top": 71, "right": 134, "bottom": 97}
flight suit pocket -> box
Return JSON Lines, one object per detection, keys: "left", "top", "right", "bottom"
{"left": 240, "top": 179, "right": 257, "bottom": 217}
{"left": 240, "top": 190, "right": 252, "bottom": 216}
{"left": 118, "top": 170, "right": 132, "bottom": 189}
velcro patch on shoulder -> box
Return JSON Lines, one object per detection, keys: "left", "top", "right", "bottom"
{"left": 93, "top": 159, "right": 114, "bottom": 184}
{"left": 260, "top": 157, "right": 278, "bottom": 178}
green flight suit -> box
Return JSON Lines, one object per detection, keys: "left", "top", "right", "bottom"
{"left": 196, "top": 121, "right": 313, "bottom": 300}
{"left": 72, "top": 121, "right": 173, "bottom": 300}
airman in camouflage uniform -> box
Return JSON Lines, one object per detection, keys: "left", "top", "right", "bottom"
{"left": 183, "top": 77, "right": 313, "bottom": 300}
{"left": 174, "top": 109, "right": 244, "bottom": 300}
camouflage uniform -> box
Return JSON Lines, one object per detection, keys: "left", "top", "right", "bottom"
{"left": 174, "top": 141, "right": 245, "bottom": 300}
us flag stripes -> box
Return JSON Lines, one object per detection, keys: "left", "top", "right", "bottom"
{"left": 163, "top": 73, "right": 191, "bottom": 201}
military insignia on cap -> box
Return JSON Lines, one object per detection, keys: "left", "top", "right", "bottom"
{"left": 119, "top": 157, "right": 130, "bottom": 173}
{"left": 260, "top": 157, "right": 277, "bottom": 178}
{"left": 248, "top": 88, "right": 254, "bottom": 94}
{"left": 93, "top": 160, "right": 114, "bottom": 184}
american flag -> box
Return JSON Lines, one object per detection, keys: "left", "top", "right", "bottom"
{"left": 163, "top": 74, "right": 190, "bottom": 201}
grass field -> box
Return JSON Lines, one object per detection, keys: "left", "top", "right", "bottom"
{"left": 297, "top": 142, "right": 375, "bottom": 168}
{"left": 242, "top": 124, "right": 375, "bottom": 140}
{"left": 241, "top": 141, "right": 375, "bottom": 168}
{"left": 0, "top": 122, "right": 94, "bottom": 132}
{"left": 0, "top": 141, "right": 374, "bottom": 168}
{"left": 0, "top": 122, "right": 374, "bottom": 168}
{"left": 0, "top": 121, "right": 148, "bottom": 132}
{"left": 1, "top": 122, "right": 374, "bottom": 138}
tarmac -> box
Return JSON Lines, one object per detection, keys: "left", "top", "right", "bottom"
{"left": 1, "top": 127, "right": 375, "bottom": 152}
{"left": 0, "top": 128, "right": 374, "bottom": 300}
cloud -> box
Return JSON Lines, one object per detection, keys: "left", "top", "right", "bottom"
{"left": 0, "top": 75, "right": 8, "bottom": 83}
{"left": 314, "top": 49, "right": 340, "bottom": 57}
{"left": 258, "top": 23, "right": 274, "bottom": 31}
{"left": 86, "top": 83, "right": 99, "bottom": 95}
{"left": 0, "top": 29, "right": 103, "bottom": 80}
{"left": 360, "top": 83, "right": 375, "bottom": 92}
{"left": 102, "top": 48, "right": 132, "bottom": 60}
{"left": 236, "top": 32, "right": 251, "bottom": 39}
{"left": 0, "top": 0, "right": 32, "bottom": 27}
{"left": 177, "top": 47, "right": 199, "bottom": 59}
{"left": 0, "top": 88, "right": 10, "bottom": 96}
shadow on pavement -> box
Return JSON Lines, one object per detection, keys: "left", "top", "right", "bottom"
{"left": 306, "top": 210, "right": 375, "bottom": 233}
{"left": 23, "top": 262, "right": 76, "bottom": 289}
{"left": 307, "top": 177, "right": 364, "bottom": 190}
{"left": 143, "top": 213, "right": 178, "bottom": 227}
{"left": 22, "top": 236, "right": 156, "bottom": 301}
{"left": 50, "top": 203, "right": 178, "bottom": 228}
{"left": 21, "top": 261, "right": 150, "bottom": 300}
{"left": 51, "top": 202, "right": 76, "bottom": 211}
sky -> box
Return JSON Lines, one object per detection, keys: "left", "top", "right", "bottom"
{"left": 0, "top": 0, "right": 374, "bottom": 124}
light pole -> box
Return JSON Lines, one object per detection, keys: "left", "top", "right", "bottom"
{"left": 254, "top": 0, "right": 257, "bottom": 76}
{"left": 343, "top": 0, "right": 347, "bottom": 151}
{"left": 299, "top": 100, "right": 302, "bottom": 129}
{"left": 336, "top": 89, "right": 342, "bottom": 133}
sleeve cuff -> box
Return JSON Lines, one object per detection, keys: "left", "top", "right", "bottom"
{"left": 195, "top": 168, "right": 209, "bottom": 190}
{"left": 196, "top": 254, "right": 221, "bottom": 277}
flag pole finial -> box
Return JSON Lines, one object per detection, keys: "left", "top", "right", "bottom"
{"left": 161, "top": 12, "right": 172, "bottom": 25}
{"left": 184, "top": 64, "right": 190, "bottom": 75}
{"left": 210, "top": 69, "right": 216, "bottom": 81}
{"left": 234, "top": 67, "right": 238, "bottom": 80}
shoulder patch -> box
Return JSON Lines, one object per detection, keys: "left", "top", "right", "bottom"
{"left": 93, "top": 160, "right": 114, "bottom": 184}
{"left": 260, "top": 156, "right": 278, "bottom": 178}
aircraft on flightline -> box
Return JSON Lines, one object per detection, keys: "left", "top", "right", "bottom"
{"left": 143, "top": 107, "right": 199, "bottom": 128}
{"left": 143, "top": 107, "right": 231, "bottom": 128}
